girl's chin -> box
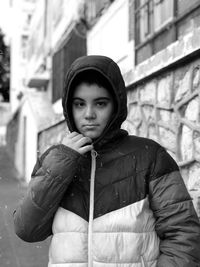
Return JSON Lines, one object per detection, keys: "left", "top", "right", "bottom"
{"left": 82, "top": 131, "right": 101, "bottom": 140}
{"left": 84, "top": 134, "right": 99, "bottom": 139}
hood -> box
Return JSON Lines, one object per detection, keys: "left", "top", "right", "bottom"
{"left": 62, "top": 55, "right": 128, "bottom": 149}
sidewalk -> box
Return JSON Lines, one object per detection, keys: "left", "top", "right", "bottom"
{"left": 0, "top": 146, "right": 50, "bottom": 267}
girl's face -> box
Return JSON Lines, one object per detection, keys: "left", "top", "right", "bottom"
{"left": 72, "top": 82, "right": 114, "bottom": 140}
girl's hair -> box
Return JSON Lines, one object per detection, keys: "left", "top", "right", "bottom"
{"left": 71, "top": 70, "right": 114, "bottom": 96}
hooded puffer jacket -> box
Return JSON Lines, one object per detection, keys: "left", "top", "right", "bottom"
{"left": 14, "top": 55, "right": 200, "bottom": 267}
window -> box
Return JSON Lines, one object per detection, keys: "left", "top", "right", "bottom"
{"left": 52, "top": 24, "right": 87, "bottom": 103}
{"left": 87, "top": 0, "right": 115, "bottom": 21}
{"left": 134, "top": 0, "right": 200, "bottom": 64}
{"left": 154, "top": 0, "right": 174, "bottom": 31}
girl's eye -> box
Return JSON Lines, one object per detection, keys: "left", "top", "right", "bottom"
{"left": 96, "top": 101, "right": 107, "bottom": 107}
{"left": 73, "top": 101, "right": 85, "bottom": 108}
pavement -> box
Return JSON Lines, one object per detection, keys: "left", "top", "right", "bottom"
{"left": 0, "top": 146, "right": 50, "bottom": 267}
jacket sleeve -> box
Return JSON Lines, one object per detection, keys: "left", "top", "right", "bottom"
{"left": 13, "top": 144, "right": 82, "bottom": 243}
{"left": 149, "top": 146, "right": 200, "bottom": 267}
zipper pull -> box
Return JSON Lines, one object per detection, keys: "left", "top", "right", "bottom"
{"left": 91, "top": 149, "right": 98, "bottom": 158}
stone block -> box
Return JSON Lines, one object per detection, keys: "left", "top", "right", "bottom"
{"left": 194, "top": 131, "right": 200, "bottom": 160}
{"left": 185, "top": 97, "right": 199, "bottom": 122}
{"left": 159, "top": 110, "right": 178, "bottom": 128}
{"left": 159, "top": 126, "right": 176, "bottom": 152}
{"left": 148, "top": 124, "right": 158, "bottom": 142}
{"left": 188, "top": 162, "right": 200, "bottom": 191}
{"left": 192, "top": 65, "right": 200, "bottom": 91}
{"left": 122, "top": 120, "right": 137, "bottom": 135}
{"left": 139, "top": 81, "right": 156, "bottom": 103}
{"left": 138, "top": 122, "right": 148, "bottom": 137}
{"left": 159, "top": 109, "right": 171, "bottom": 122}
{"left": 127, "top": 88, "right": 138, "bottom": 104}
{"left": 142, "top": 105, "right": 155, "bottom": 123}
{"left": 180, "top": 125, "right": 193, "bottom": 161}
{"left": 127, "top": 104, "right": 142, "bottom": 128}
{"left": 157, "top": 74, "right": 173, "bottom": 107}
{"left": 174, "top": 68, "right": 191, "bottom": 102}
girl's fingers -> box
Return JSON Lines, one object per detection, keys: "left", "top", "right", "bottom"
{"left": 79, "top": 145, "right": 93, "bottom": 154}
{"left": 77, "top": 137, "right": 92, "bottom": 147}
{"left": 63, "top": 132, "right": 93, "bottom": 154}
{"left": 68, "top": 132, "right": 79, "bottom": 139}
{"left": 72, "top": 134, "right": 85, "bottom": 142}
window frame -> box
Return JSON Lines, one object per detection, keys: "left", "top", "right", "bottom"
{"left": 134, "top": 0, "right": 200, "bottom": 65}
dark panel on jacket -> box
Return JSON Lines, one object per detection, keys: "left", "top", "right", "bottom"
{"left": 60, "top": 135, "right": 169, "bottom": 221}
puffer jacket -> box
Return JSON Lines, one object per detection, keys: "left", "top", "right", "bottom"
{"left": 14, "top": 55, "right": 200, "bottom": 267}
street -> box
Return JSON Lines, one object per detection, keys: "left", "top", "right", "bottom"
{"left": 0, "top": 146, "right": 50, "bottom": 267}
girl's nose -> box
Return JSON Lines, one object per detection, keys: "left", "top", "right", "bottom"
{"left": 85, "top": 106, "right": 96, "bottom": 119}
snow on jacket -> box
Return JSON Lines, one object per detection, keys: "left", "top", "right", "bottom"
{"left": 14, "top": 55, "right": 200, "bottom": 267}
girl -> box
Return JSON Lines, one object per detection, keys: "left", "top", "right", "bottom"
{"left": 14, "top": 55, "right": 200, "bottom": 266}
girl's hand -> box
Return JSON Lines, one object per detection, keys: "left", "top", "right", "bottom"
{"left": 61, "top": 132, "right": 93, "bottom": 155}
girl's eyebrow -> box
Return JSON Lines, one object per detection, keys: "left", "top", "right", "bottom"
{"left": 72, "top": 97, "right": 84, "bottom": 100}
{"left": 72, "top": 97, "right": 111, "bottom": 101}
{"left": 94, "top": 97, "right": 111, "bottom": 101}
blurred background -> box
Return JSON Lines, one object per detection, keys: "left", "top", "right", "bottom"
{"left": 0, "top": 0, "right": 200, "bottom": 266}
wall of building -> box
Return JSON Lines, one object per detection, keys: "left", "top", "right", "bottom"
{"left": 20, "top": 100, "right": 38, "bottom": 182}
{"left": 6, "top": 99, "right": 38, "bottom": 182}
{"left": 38, "top": 120, "right": 67, "bottom": 155}
{"left": 0, "top": 126, "right": 6, "bottom": 146}
{"left": 25, "top": 0, "right": 52, "bottom": 93}
{"left": 87, "top": 0, "right": 134, "bottom": 75}
{"left": 0, "top": 103, "right": 11, "bottom": 146}
{"left": 7, "top": 0, "right": 88, "bottom": 183}
{"left": 6, "top": 109, "right": 20, "bottom": 178}
{"left": 10, "top": 0, "right": 36, "bottom": 113}
{"left": 122, "top": 32, "right": 200, "bottom": 217}
{"left": 51, "top": 0, "right": 85, "bottom": 52}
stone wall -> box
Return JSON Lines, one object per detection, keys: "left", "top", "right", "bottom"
{"left": 6, "top": 109, "right": 20, "bottom": 164}
{"left": 38, "top": 120, "right": 67, "bottom": 155}
{"left": 0, "top": 103, "right": 11, "bottom": 146}
{"left": 123, "top": 56, "right": 200, "bottom": 217}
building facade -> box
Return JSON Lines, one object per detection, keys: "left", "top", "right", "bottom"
{"left": 122, "top": 0, "right": 200, "bottom": 216}
{"left": 7, "top": 0, "right": 88, "bottom": 182}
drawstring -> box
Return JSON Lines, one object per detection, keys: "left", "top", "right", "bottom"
{"left": 88, "top": 149, "right": 97, "bottom": 267}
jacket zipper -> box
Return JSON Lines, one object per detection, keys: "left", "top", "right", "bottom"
{"left": 88, "top": 149, "right": 97, "bottom": 267}
{"left": 141, "top": 255, "right": 147, "bottom": 267}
